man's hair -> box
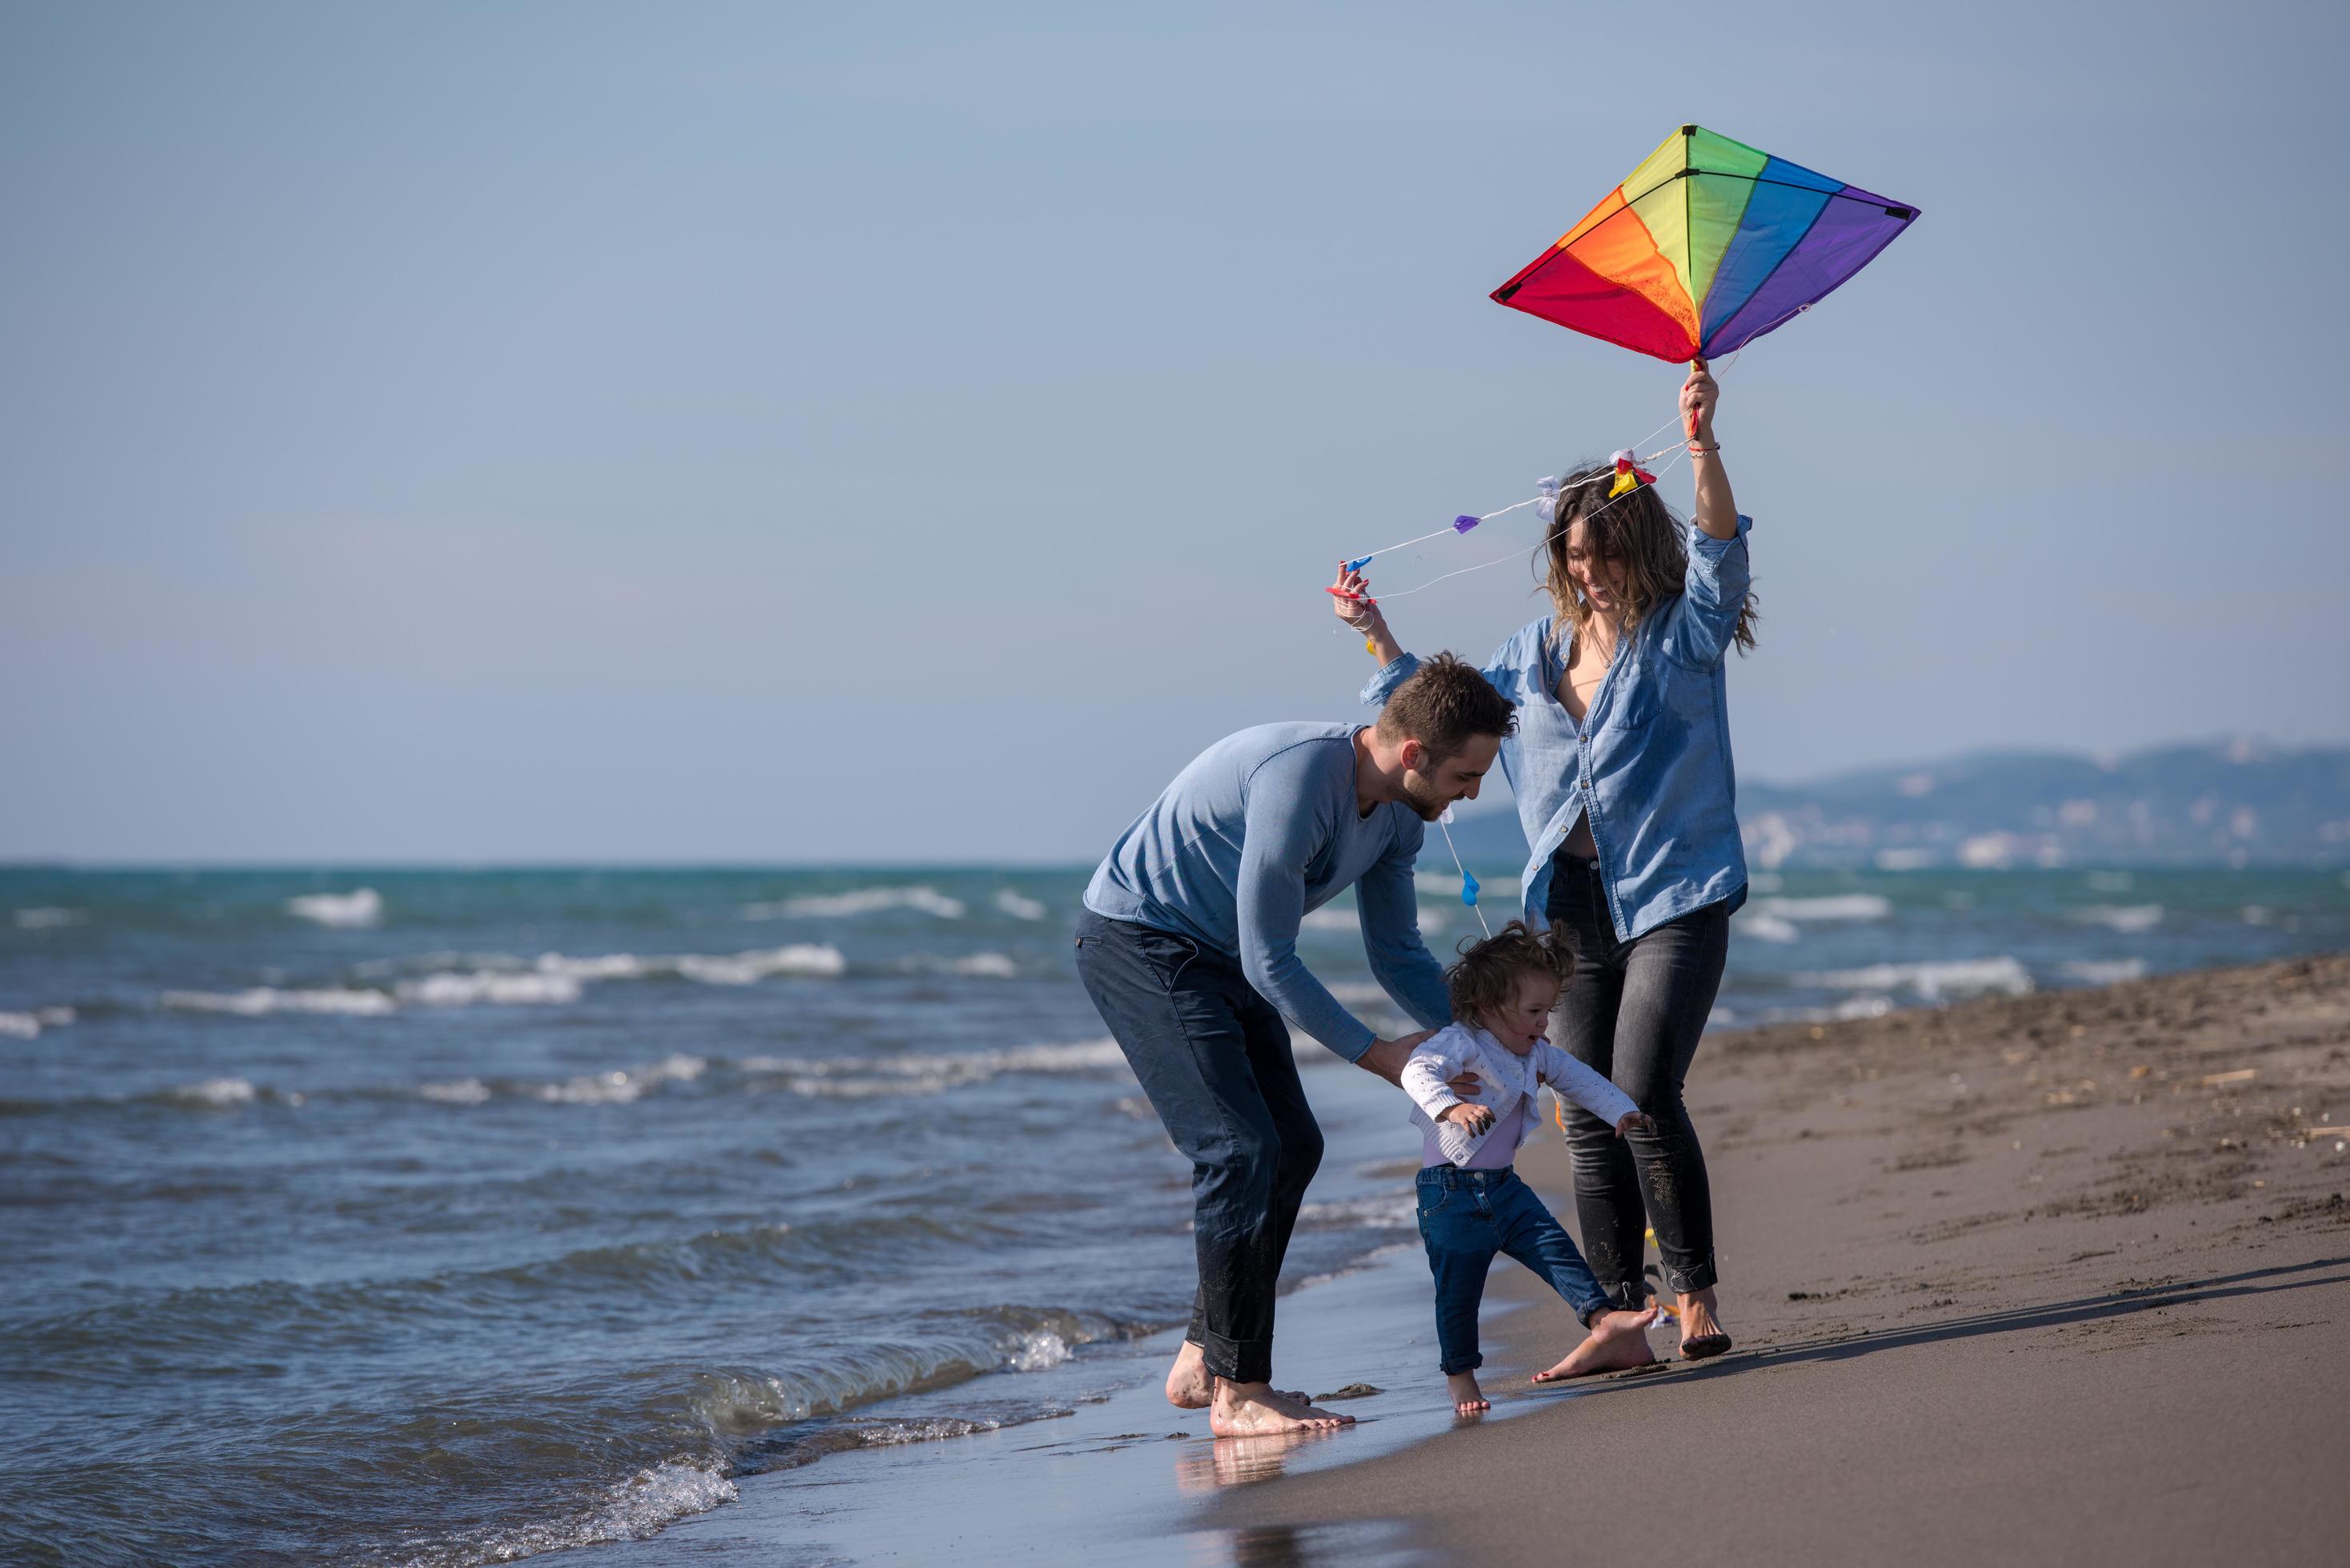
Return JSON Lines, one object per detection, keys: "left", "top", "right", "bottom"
{"left": 1373, "top": 652, "right": 1515, "bottom": 762}
{"left": 1445, "top": 919, "right": 1573, "bottom": 1021}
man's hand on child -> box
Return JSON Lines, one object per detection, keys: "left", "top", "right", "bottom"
{"left": 1615, "top": 1110, "right": 1656, "bottom": 1138}
{"left": 1444, "top": 1103, "right": 1495, "bottom": 1136}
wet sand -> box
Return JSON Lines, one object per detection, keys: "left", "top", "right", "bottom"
{"left": 1209, "top": 954, "right": 2350, "bottom": 1564}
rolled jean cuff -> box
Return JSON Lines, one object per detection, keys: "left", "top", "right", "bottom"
{"left": 1667, "top": 1253, "right": 1719, "bottom": 1296}
{"left": 1439, "top": 1350, "right": 1485, "bottom": 1376}
{"left": 1194, "top": 1325, "right": 1274, "bottom": 1386}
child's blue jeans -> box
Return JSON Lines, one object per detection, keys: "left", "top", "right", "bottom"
{"left": 1416, "top": 1165, "right": 1614, "bottom": 1375}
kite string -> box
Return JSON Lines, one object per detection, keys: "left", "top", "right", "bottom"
{"left": 1368, "top": 442, "right": 1693, "bottom": 604}
{"left": 1344, "top": 410, "right": 1689, "bottom": 570}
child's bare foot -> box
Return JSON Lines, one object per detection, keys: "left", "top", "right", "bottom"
{"left": 1531, "top": 1305, "right": 1659, "bottom": 1382}
{"left": 1677, "top": 1287, "right": 1732, "bottom": 1359}
{"left": 1445, "top": 1370, "right": 1489, "bottom": 1414}
{"left": 1209, "top": 1380, "right": 1354, "bottom": 1437}
{"left": 1164, "top": 1342, "right": 1311, "bottom": 1409}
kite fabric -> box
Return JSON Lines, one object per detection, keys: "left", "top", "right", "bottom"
{"left": 1491, "top": 125, "right": 1919, "bottom": 363}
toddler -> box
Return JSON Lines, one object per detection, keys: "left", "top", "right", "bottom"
{"left": 1401, "top": 921, "right": 1659, "bottom": 1414}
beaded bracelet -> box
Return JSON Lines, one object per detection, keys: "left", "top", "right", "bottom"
{"left": 1687, "top": 442, "right": 1721, "bottom": 454}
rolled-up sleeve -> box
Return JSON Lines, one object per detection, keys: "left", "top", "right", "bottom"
{"left": 1663, "top": 514, "right": 1752, "bottom": 669}
{"left": 1359, "top": 652, "right": 1422, "bottom": 708}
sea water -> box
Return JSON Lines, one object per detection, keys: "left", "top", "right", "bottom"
{"left": 2, "top": 864, "right": 2344, "bottom": 1564}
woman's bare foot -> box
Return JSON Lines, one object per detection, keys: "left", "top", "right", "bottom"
{"left": 1208, "top": 1379, "right": 1354, "bottom": 1437}
{"left": 1446, "top": 1370, "right": 1489, "bottom": 1414}
{"left": 1166, "top": 1341, "right": 1215, "bottom": 1409}
{"left": 1164, "top": 1342, "right": 1311, "bottom": 1410}
{"left": 1531, "top": 1305, "right": 1659, "bottom": 1382}
{"left": 1677, "top": 1287, "right": 1731, "bottom": 1359}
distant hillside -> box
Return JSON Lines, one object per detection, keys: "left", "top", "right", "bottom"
{"left": 1442, "top": 739, "right": 2350, "bottom": 870}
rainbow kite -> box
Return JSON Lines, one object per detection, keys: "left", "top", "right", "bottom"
{"left": 1492, "top": 125, "right": 1919, "bottom": 363}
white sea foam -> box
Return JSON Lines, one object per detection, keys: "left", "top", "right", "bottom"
{"left": 739, "top": 1037, "right": 1127, "bottom": 1098}
{"left": 1801, "top": 957, "right": 2033, "bottom": 1001}
{"left": 1296, "top": 1194, "right": 1418, "bottom": 1230}
{"left": 675, "top": 945, "right": 848, "bottom": 984}
{"left": 2072, "top": 904, "right": 2163, "bottom": 934}
{"left": 167, "top": 1077, "right": 258, "bottom": 1106}
{"left": 13, "top": 906, "right": 85, "bottom": 930}
{"left": 38, "top": 1006, "right": 74, "bottom": 1026}
{"left": 420, "top": 1078, "right": 493, "bottom": 1105}
{"left": 1755, "top": 894, "right": 1894, "bottom": 922}
{"left": 1873, "top": 849, "right": 1936, "bottom": 871}
{"left": 1301, "top": 906, "right": 1359, "bottom": 932}
{"left": 894, "top": 950, "right": 1021, "bottom": 979}
{"left": 2060, "top": 958, "right": 2148, "bottom": 986}
{"left": 0, "top": 1012, "right": 41, "bottom": 1039}
{"left": 993, "top": 890, "right": 1048, "bottom": 921}
{"left": 538, "top": 1054, "right": 709, "bottom": 1106}
{"left": 398, "top": 970, "right": 586, "bottom": 1007}
{"left": 1735, "top": 911, "right": 1801, "bottom": 942}
{"left": 439, "top": 1462, "right": 738, "bottom": 1565}
{"left": 745, "top": 886, "right": 967, "bottom": 920}
{"left": 1827, "top": 994, "right": 1897, "bottom": 1020}
{"left": 286, "top": 888, "right": 382, "bottom": 928}
{"left": 162, "top": 986, "right": 398, "bottom": 1017}
{"left": 1005, "top": 1330, "right": 1072, "bottom": 1372}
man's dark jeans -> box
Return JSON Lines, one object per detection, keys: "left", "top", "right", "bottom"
{"left": 1073, "top": 909, "right": 1323, "bottom": 1386}
{"left": 1416, "top": 1164, "right": 1612, "bottom": 1374}
{"left": 1547, "top": 852, "right": 1731, "bottom": 1306}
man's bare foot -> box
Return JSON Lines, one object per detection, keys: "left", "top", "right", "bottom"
{"left": 1164, "top": 1342, "right": 1311, "bottom": 1409}
{"left": 1209, "top": 1380, "right": 1353, "bottom": 1437}
{"left": 1677, "top": 1287, "right": 1731, "bottom": 1358}
{"left": 1531, "top": 1305, "right": 1659, "bottom": 1382}
{"left": 1445, "top": 1370, "right": 1489, "bottom": 1414}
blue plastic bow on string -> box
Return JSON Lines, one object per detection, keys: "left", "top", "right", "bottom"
{"left": 1436, "top": 806, "right": 1491, "bottom": 936}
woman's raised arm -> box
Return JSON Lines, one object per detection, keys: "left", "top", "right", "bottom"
{"left": 1682, "top": 359, "right": 1739, "bottom": 542}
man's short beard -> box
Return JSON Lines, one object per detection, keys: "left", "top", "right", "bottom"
{"left": 1399, "top": 770, "right": 1451, "bottom": 821}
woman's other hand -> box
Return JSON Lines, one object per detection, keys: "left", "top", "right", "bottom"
{"left": 1329, "top": 564, "right": 1383, "bottom": 633}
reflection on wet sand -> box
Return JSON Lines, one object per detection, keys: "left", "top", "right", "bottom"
{"left": 1175, "top": 1426, "right": 1347, "bottom": 1493}
{"left": 1180, "top": 1519, "right": 1422, "bottom": 1567}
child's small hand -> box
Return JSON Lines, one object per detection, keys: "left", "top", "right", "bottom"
{"left": 1615, "top": 1110, "right": 1656, "bottom": 1138}
{"left": 1444, "top": 1102, "right": 1495, "bottom": 1136}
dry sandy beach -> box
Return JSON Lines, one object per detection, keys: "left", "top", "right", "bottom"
{"left": 1211, "top": 954, "right": 2350, "bottom": 1565}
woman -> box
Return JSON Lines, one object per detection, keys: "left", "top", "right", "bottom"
{"left": 1330, "top": 362, "right": 1755, "bottom": 1370}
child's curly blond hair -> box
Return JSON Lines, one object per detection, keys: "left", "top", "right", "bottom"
{"left": 1444, "top": 919, "right": 1575, "bottom": 1022}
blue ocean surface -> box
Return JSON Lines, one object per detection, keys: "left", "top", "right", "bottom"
{"left": 2, "top": 863, "right": 2344, "bottom": 1564}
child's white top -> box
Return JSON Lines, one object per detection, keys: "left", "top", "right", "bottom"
{"left": 1401, "top": 1022, "right": 1639, "bottom": 1168}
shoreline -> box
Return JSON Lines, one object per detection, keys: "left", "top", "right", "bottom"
{"left": 1200, "top": 952, "right": 2350, "bottom": 1563}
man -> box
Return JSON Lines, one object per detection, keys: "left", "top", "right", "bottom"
{"left": 1074, "top": 654, "right": 1516, "bottom": 1437}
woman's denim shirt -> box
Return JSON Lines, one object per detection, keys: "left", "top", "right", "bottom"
{"left": 1363, "top": 514, "right": 1753, "bottom": 941}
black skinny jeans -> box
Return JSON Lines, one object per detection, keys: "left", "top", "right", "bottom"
{"left": 1071, "top": 910, "right": 1323, "bottom": 1386}
{"left": 1546, "top": 853, "right": 1729, "bottom": 1306}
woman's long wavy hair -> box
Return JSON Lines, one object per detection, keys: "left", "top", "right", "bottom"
{"left": 1539, "top": 461, "right": 1757, "bottom": 655}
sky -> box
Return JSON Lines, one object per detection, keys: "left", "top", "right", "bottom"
{"left": 2, "top": 1, "right": 2344, "bottom": 862}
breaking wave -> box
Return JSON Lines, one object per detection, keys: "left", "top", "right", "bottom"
{"left": 1800, "top": 957, "right": 2034, "bottom": 1001}
{"left": 1754, "top": 894, "right": 1894, "bottom": 922}
{"left": 743, "top": 886, "right": 967, "bottom": 921}
{"left": 288, "top": 888, "right": 383, "bottom": 928}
